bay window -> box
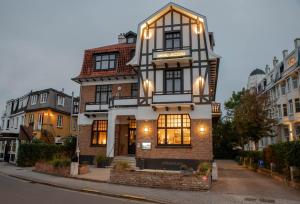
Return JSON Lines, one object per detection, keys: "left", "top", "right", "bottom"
{"left": 157, "top": 114, "right": 191, "bottom": 146}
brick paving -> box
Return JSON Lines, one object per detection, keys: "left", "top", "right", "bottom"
{"left": 0, "top": 161, "right": 299, "bottom": 204}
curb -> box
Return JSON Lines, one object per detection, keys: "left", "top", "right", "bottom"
{"left": 5, "top": 173, "right": 171, "bottom": 204}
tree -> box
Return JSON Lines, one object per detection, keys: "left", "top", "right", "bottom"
{"left": 233, "top": 90, "right": 277, "bottom": 149}
{"left": 224, "top": 88, "right": 245, "bottom": 119}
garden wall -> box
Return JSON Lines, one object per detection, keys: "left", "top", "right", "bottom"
{"left": 34, "top": 161, "right": 70, "bottom": 177}
{"left": 110, "top": 169, "right": 211, "bottom": 191}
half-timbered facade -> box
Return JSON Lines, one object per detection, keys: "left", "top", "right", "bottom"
{"left": 73, "top": 3, "right": 221, "bottom": 170}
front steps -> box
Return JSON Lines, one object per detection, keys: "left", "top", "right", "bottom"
{"left": 110, "top": 156, "right": 137, "bottom": 169}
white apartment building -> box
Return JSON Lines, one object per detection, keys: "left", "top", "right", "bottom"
{"left": 247, "top": 38, "right": 300, "bottom": 150}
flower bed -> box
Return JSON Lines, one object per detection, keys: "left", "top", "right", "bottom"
{"left": 110, "top": 169, "right": 211, "bottom": 191}
{"left": 34, "top": 161, "right": 70, "bottom": 177}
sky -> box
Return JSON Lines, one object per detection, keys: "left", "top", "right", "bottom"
{"left": 0, "top": 0, "right": 300, "bottom": 112}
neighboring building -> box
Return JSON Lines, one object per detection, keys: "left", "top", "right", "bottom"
{"left": 22, "top": 88, "right": 74, "bottom": 144}
{"left": 246, "top": 38, "right": 300, "bottom": 150}
{"left": 73, "top": 3, "right": 221, "bottom": 169}
{"left": 0, "top": 94, "right": 29, "bottom": 163}
{"left": 0, "top": 88, "right": 79, "bottom": 163}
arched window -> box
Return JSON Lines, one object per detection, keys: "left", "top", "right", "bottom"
{"left": 157, "top": 114, "right": 191, "bottom": 146}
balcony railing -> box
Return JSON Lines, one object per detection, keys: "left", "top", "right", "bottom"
{"left": 85, "top": 102, "right": 109, "bottom": 112}
{"left": 110, "top": 96, "right": 138, "bottom": 107}
{"left": 212, "top": 102, "right": 221, "bottom": 115}
{"left": 152, "top": 91, "right": 192, "bottom": 104}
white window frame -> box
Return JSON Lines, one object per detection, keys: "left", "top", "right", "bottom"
{"left": 40, "top": 93, "right": 48, "bottom": 104}
{"left": 31, "top": 95, "right": 38, "bottom": 105}
{"left": 57, "top": 115, "right": 63, "bottom": 128}
{"left": 57, "top": 95, "right": 65, "bottom": 106}
{"left": 37, "top": 113, "right": 43, "bottom": 130}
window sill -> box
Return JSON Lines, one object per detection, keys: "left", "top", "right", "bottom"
{"left": 155, "top": 145, "right": 192, "bottom": 148}
{"left": 90, "top": 144, "right": 107, "bottom": 147}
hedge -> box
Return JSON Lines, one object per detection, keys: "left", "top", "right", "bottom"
{"left": 240, "top": 141, "right": 300, "bottom": 174}
{"left": 264, "top": 141, "right": 300, "bottom": 173}
{"left": 17, "top": 143, "right": 71, "bottom": 167}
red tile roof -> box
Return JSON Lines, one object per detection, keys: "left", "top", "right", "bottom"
{"left": 74, "top": 43, "right": 136, "bottom": 80}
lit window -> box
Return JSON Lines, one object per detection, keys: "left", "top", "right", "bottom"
{"left": 57, "top": 115, "right": 63, "bottom": 127}
{"left": 157, "top": 114, "right": 191, "bottom": 146}
{"left": 95, "top": 53, "right": 117, "bottom": 70}
{"left": 91, "top": 120, "right": 107, "bottom": 146}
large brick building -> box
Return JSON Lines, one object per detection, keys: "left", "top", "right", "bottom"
{"left": 73, "top": 3, "right": 221, "bottom": 170}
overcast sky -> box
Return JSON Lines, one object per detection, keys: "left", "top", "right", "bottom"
{"left": 0, "top": 0, "right": 300, "bottom": 112}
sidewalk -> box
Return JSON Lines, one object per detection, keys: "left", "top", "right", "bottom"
{"left": 0, "top": 162, "right": 299, "bottom": 204}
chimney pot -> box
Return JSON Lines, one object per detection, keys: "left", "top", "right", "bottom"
{"left": 273, "top": 56, "right": 278, "bottom": 67}
{"left": 294, "top": 38, "right": 300, "bottom": 48}
{"left": 282, "top": 50, "right": 288, "bottom": 59}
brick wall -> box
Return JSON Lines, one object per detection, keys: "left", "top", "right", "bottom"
{"left": 110, "top": 169, "right": 211, "bottom": 191}
{"left": 80, "top": 85, "right": 96, "bottom": 113}
{"left": 112, "top": 83, "right": 132, "bottom": 97}
{"left": 78, "top": 124, "right": 106, "bottom": 157}
{"left": 136, "top": 119, "right": 212, "bottom": 161}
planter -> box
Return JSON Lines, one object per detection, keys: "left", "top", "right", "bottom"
{"left": 79, "top": 164, "right": 89, "bottom": 175}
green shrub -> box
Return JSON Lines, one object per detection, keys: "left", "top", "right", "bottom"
{"left": 94, "top": 154, "right": 108, "bottom": 165}
{"left": 197, "top": 162, "right": 211, "bottom": 175}
{"left": 17, "top": 143, "right": 69, "bottom": 167}
{"left": 113, "top": 161, "right": 132, "bottom": 171}
{"left": 51, "top": 158, "right": 71, "bottom": 168}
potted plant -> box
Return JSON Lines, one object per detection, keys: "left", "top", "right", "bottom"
{"left": 94, "top": 154, "right": 109, "bottom": 168}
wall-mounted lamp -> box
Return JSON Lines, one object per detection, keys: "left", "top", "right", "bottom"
{"left": 144, "top": 79, "right": 150, "bottom": 87}
{"left": 144, "top": 24, "right": 151, "bottom": 39}
{"left": 144, "top": 127, "right": 149, "bottom": 133}
{"left": 195, "top": 18, "right": 202, "bottom": 34}
{"left": 199, "top": 127, "right": 205, "bottom": 133}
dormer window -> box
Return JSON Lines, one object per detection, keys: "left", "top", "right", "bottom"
{"left": 57, "top": 95, "right": 65, "bottom": 106}
{"left": 165, "top": 31, "right": 181, "bottom": 50}
{"left": 127, "top": 37, "right": 136, "bottom": 44}
{"left": 95, "top": 53, "right": 117, "bottom": 70}
{"left": 31, "top": 95, "right": 38, "bottom": 105}
{"left": 40, "top": 93, "right": 48, "bottom": 104}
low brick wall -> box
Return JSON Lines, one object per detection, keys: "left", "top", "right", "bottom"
{"left": 110, "top": 169, "right": 211, "bottom": 191}
{"left": 34, "top": 161, "right": 70, "bottom": 177}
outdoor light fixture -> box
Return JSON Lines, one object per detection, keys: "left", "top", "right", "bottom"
{"left": 144, "top": 24, "right": 151, "bottom": 39}
{"left": 199, "top": 127, "right": 205, "bottom": 133}
{"left": 195, "top": 18, "right": 202, "bottom": 34}
{"left": 144, "top": 127, "right": 149, "bottom": 133}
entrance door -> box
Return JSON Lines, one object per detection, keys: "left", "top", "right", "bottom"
{"left": 128, "top": 119, "right": 136, "bottom": 155}
{"left": 4, "top": 141, "right": 10, "bottom": 162}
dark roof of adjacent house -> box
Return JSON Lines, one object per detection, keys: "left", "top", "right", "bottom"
{"left": 250, "top": 68, "right": 265, "bottom": 76}
{"left": 73, "top": 43, "right": 136, "bottom": 81}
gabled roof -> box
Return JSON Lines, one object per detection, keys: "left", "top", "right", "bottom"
{"left": 72, "top": 43, "right": 136, "bottom": 83}
{"left": 128, "top": 2, "right": 221, "bottom": 66}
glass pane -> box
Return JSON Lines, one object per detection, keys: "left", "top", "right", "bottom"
{"left": 166, "top": 129, "right": 181, "bottom": 144}
{"left": 95, "top": 93, "right": 100, "bottom": 103}
{"left": 183, "top": 128, "right": 191, "bottom": 144}
{"left": 101, "top": 61, "right": 109, "bottom": 69}
{"left": 102, "top": 55, "right": 109, "bottom": 60}
{"left": 157, "top": 129, "right": 165, "bottom": 144}
{"left": 166, "top": 39, "right": 172, "bottom": 49}
{"left": 165, "top": 33, "right": 172, "bottom": 39}
{"left": 92, "top": 132, "right": 97, "bottom": 144}
{"left": 109, "top": 60, "right": 115, "bottom": 69}
{"left": 158, "top": 115, "right": 165, "bottom": 128}
{"left": 109, "top": 54, "right": 115, "bottom": 59}
{"left": 174, "top": 79, "right": 181, "bottom": 92}
{"left": 174, "top": 39, "right": 180, "bottom": 48}
{"left": 166, "top": 80, "right": 173, "bottom": 92}
{"left": 101, "top": 92, "right": 107, "bottom": 103}
{"left": 95, "top": 56, "right": 101, "bottom": 61}
{"left": 95, "top": 62, "right": 101, "bottom": 69}
{"left": 98, "top": 132, "right": 107, "bottom": 144}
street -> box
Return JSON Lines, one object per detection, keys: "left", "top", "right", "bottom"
{"left": 0, "top": 174, "right": 152, "bottom": 204}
